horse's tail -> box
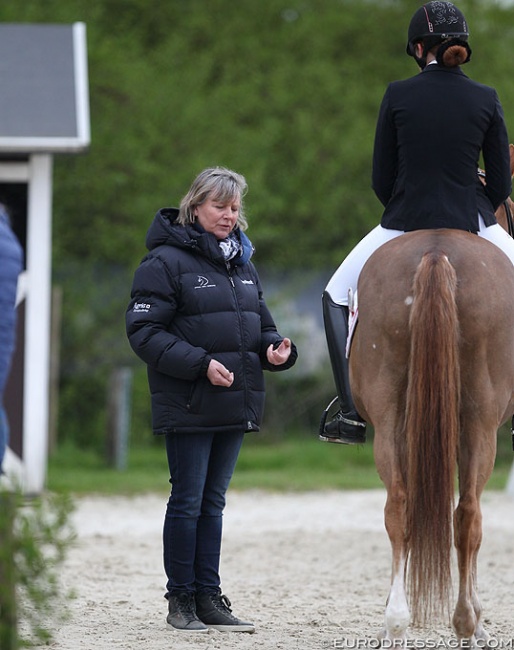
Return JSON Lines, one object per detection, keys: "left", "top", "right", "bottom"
{"left": 405, "top": 251, "right": 460, "bottom": 625}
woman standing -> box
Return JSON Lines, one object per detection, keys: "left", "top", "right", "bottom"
{"left": 126, "top": 167, "right": 297, "bottom": 633}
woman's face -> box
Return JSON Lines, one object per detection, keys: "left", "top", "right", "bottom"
{"left": 194, "top": 194, "right": 240, "bottom": 240}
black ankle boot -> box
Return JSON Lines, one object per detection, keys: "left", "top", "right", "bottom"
{"left": 319, "top": 293, "right": 367, "bottom": 444}
{"left": 166, "top": 592, "right": 209, "bottom": 632}
{"left": 196, "top": 591, "right": 255, "bottom": 633}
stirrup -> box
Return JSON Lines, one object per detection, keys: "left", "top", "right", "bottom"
{"left": 318, "top": 396, "right": 366, "bottom": 444}
{"left": 319, "top": 396, "right": 339, "bottom": 438}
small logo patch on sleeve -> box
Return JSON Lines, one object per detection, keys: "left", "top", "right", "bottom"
{"left": 133, "top": 302, "right": 151, "bottom": 313}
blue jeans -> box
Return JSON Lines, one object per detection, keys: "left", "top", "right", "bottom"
{"left": 163, "top": 431, "right": 244, "bottom": 597}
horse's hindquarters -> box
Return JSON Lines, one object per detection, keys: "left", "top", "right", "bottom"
{"left": 350, "top": 229, "right": 514, "bottom": 639}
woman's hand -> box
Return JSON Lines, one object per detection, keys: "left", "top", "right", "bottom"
{"left": 207, "top": 359, "right": 234, "bottom": 387}
{"left": 267, "top": 338, "right": 292, "bottom": 366}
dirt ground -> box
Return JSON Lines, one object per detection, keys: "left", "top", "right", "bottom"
{"left": 41, "top": 489, "right": 514, "bottom": 649}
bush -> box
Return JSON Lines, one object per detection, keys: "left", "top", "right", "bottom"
{"left": 0, "top": 490, "right": 75, "bottom": 648}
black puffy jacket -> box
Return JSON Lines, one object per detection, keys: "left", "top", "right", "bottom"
{"left": 126, "top": 208, "right": 297, "bottom": 435}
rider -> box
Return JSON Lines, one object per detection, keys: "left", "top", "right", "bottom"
{"left": 320, "top": 1, "right": 514, "bottom": 445}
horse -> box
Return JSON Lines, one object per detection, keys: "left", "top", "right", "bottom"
{"left": 349, "top": 145, "right": 514, "bottom": 642}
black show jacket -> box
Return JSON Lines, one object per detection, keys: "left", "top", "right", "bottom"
{"left": 372, "top": 64, "right": 511, "bottom": 233}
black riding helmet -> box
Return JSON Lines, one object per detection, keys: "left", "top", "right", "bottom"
{"left": 406, "top": 2, "right": 471, "bottom": 69}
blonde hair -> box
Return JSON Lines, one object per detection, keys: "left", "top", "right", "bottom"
{"left": 178, "top": 167, "right": 248, "bottom": 231}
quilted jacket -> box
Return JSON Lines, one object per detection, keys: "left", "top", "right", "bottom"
{"left": 126, "top": 208, "right": 297, "bottom": 435}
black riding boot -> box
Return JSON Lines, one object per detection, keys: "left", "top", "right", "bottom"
{"left": 319, "top": 291, "right": 366, "bottom": 444}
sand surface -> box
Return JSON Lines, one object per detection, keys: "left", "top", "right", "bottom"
{"left": 42, "top": 489, "right": 514, "bottom": 649}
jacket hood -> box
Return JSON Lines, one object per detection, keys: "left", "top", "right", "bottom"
{"left": 145, "top": 207, "right": 254, "bottom": 265}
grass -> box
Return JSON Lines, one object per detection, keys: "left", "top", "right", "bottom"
{"left": 47, "top": 433, "right": 513, "bottom": 495}
{"left": 232, "top": 435, "right": 382, "bottom": 490}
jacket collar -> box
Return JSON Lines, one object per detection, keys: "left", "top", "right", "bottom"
{"left": 421, "top": 64, "right": 467, "bottom": 78}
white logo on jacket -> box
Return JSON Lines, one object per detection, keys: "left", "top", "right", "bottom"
{"left": 241, "top": 279, "right": 254, "bottom": 285}
{"left": 194, "top": 275, "right": 216, "bottom": 289}
{"left": 133, "top": 302, "right": 151, "bottom": 313}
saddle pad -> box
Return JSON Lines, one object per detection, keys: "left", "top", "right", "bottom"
{"left": 346, "top": 290, "right": 358, "bottom": 358}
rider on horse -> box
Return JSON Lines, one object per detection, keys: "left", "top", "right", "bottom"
{"left": 320, "top": 1, "right": 514, "bottom": 445}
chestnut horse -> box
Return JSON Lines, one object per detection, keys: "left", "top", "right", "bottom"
{"left": 349, "top": 146, "right": 514, "bottom": 642}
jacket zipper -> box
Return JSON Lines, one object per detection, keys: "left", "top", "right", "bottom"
{"left": 227, "top": 267, "right": 250, "bottom": 428}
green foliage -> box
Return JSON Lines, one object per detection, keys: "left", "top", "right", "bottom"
{"left": 53, "top": 262, "right": 134, "bottom": 449}
{"left": 0, "top": 491, "right": 75, "bottom": 648}
{"left": 1, "top": 0, "right": 514, "bottom": 451}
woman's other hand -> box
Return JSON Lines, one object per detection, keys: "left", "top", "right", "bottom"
{"left": 267, "top": 338, "right": 292, "bottom": 366}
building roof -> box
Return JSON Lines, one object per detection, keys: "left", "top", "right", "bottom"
{"left": 0, "top": 22, "right": 90, "bottom": 153}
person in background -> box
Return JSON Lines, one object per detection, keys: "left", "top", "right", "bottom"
{"left": 319, "top": 1, "right": 513, "bottom": 445}
{"left": 126, "top": 167, "right": 297, "bottom": 634}
{"left": 0, "top": 203, "right": 23, "bottom": 475}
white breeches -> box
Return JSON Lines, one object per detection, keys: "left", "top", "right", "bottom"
{"left": 326, "top": 216, "right": 514, "bottom": 306}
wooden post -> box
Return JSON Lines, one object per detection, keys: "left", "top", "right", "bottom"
{"left": 0, "top": 491, "right": 18, "bottom": 650}
{"left": 106, "top": 367, "right": 132, "bottom": 470}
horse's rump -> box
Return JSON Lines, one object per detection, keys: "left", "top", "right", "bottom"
{"left": 352, "top": 228, "right": 514, "bottom": 434}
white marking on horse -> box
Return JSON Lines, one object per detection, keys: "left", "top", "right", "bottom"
{"left": 384, "top": 554, "right": 410, "bottom": 640}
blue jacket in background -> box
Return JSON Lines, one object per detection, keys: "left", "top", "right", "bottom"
{"left": 0, "top": 210, "right": 23, "bottom": 398}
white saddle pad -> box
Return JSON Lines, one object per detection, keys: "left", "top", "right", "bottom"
{"left": 346, "top": 289, "right": 358, "bottom": 358}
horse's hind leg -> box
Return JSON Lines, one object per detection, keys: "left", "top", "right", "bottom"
{"left": 471, "top": 554, "right": 489, "bottom": 644}
{"left": 383, "top": 479, "right": 410, "bottom": 641}
{"left": 375, "top": 428, "right": 410, "bottom": 642}
{"left": 452, "top": 424, "right": 496, "bottom": 642}
{"left": 452, "top": 492, "right": 482, "bottom": 640}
